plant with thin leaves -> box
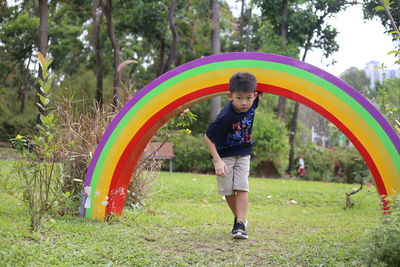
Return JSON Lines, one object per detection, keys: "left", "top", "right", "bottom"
{"left": 5, "top": 53, "right": 65, "bottom": 231}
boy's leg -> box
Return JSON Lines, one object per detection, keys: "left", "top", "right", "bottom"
{"left": 232, "top": 190, "right": 249, "bottom": 239}
{"left": 225, "top": 194, "right": 237, "bottom": 217}
{"left": 232, "top": 155, "right": 250, "bottom": 223}
{"left": 235, "top": 190, "right": 248, "bottom": 222}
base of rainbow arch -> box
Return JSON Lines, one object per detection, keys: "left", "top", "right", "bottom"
{"left": 79, "top": 52, "right": 400, "bottom": 221}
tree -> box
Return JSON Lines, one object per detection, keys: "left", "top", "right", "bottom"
{"left": 162, "top": 0, "right": 179, "bottom": 73}
{"left": 209, "top": 0, "right": 221, "bottom": 122}
{"left": 286, "top": 0, "right": 354, "bottom": 173}
{"left": 101, "top": 0, "right": 121, "bottom": 109}
{"left": 340, "top": 67, "right": 371, "bottom": 97}
{"left": 363, "top": 0, "right": 400, "bottom": 44}
{"left": 92, "top": 0, "right": 104, "bottom": 107}
{"left": 0, "top": 9, "right": 38, "bottom": 114}
{"left": 253, "top": 0, "right": 300, "bottom": 121}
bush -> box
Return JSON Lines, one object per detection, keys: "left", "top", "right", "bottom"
{"left": 299, "top": 144, "right": 333, "bottom": 181}
{"left": 358, "top": 195, "right": 400, "bottom": 266}
{"left": 173, "top": 134, "right": 214, "bottom": 173}
{"left": 252, "top": 111, "right": 289, "bottom": 177}
{"left": 298, "top": 144, "right": 371, "bottom": 183}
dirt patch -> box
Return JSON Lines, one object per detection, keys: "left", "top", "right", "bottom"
{"left": 0, "top": 142, "right": 18, "bottom": 160}
{"left": 255, "top": 161, "right": 280, "bottom": 178}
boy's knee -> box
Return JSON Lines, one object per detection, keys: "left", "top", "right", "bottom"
{"left": 235, "top": 190, "right": 248, "bottom": 194}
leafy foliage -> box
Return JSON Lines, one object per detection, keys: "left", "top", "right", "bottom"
{"left": 340, "top": 67, "right": 372, "bottom": 97}
{"left": 297, "top": 143, "right": 372, "bottom": 184}
{"left": 358, "top": 195, "right": 400, "bottom": 266}
{"left": 374, "top": 77, "right": 400, "bottom": 132}
{"left": 363, "top": 0, "right": 400, "bottom": 43}
{"left": 172, "top": 134, "right": 214, "bottom": 173}
{"left": 252, "top": 110, "right": 289, "bottom": 176}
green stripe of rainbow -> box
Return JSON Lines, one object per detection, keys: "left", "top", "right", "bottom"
{"left": 80, "top": 53, "right": 400, "bottom": 220}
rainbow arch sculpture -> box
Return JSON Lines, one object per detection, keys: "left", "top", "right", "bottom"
{"left": 80, "top": 52, "right": 400, "bottom": 220}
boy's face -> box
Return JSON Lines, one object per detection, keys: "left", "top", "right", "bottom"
{"left": 228, "top": 91, "right": 258, "bottom": 113}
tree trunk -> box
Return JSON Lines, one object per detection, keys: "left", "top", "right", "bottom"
{"left": 19, "top": 58, "right": 31, "bottom": 113}
{"left": 280, "top": 0, "right": 288, "bottom": 44}
{"left": 288, "top": 101, "right": 300, "bottom": 172}
{"left": 162, "top": 0, "right": 179, "bottom": 73}
{"left": 245, "top": 3, "right": 253, "bottom": 51}
{"left": 287, "top": 38, "right": 311, "bottom": 173}
{"left": 209, "top": 0, "right": 221, "bottom": 121}
{"left": 37, "top": 0, "right": 48, "bottom": 123}
{"left": 380, "top": 0, "right": 399, "bottom": 35}
{"left": 19, "top": 89, "right": 26, "bottom": 113}
{"left": 239, "top": 0, "right": 245, "bottom": 41}
{"left": 277, "top": 0, "right": 289, "bottom": 121}
{"left": 102, "top": 0, "right": 121, "bottom": 109}
{"left": 92, "top": 0, "right": 103, "bottom": 108}
{"left": 157, "top": 39, "right": 166, "bottom": 77}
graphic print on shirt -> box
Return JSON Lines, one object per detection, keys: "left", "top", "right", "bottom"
{"left": 226, "top": 108, "right": 255, "bottom": 147}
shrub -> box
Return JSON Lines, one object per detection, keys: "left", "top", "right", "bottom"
{"left": 358, "top": 195, "right": 400, "bottom": 266}
{"left": 173, "top": 134, "right": 214, "bottom": 173}
{"left": 252, "top": 111, "right": 289, "bottom": 177}
{"left": 297, "top": 144, "right": 371, "bottom": 183}
{"left": 299, "top": 144, "right": 332, "bottom": 181}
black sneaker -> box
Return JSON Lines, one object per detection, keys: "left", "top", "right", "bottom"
{"left": 231, "top": 217, "right": 238, "bottom": 235}
{"left": 231, "top": 217, "right": 248, "bottom": 234}
{"left": 232, "top": 221, "right": 248, "bottom": 239}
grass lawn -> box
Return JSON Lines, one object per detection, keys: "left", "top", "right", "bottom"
{"left": 0, "top": 160, "right": 382, "bottom": 266}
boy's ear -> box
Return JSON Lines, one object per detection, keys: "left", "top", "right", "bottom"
{"left": 227, "top": 92, "right": 233, "bottom": 100}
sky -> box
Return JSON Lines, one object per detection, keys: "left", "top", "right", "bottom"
{"left": 226, "top": 1, "right": 398, "bottom": 77}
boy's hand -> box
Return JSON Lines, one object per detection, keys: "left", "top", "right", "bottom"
{"left": 213, "top": 159, "right": 228, "bottom": 178}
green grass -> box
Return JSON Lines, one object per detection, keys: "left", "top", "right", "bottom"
{"left": 0, "top": 161, "right": 382, "bottom": 266}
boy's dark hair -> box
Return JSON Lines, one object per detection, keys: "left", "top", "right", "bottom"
{"left": 229, "top": 72, "right": 257, "bottom": 93}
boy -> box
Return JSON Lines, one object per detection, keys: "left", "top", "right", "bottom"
{"left": 204, "top": 72, "right": 259, "bottom": 239}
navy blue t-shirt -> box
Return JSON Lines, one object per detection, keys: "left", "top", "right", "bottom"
{"left": 206, "top": 97, "right": 259, "bottom": 158}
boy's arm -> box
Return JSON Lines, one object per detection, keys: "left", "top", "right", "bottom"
{"left": 204, "top": 134, "right": 228, "bottom": 177}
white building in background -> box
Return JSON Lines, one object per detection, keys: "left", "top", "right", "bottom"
{"left": 364, "top": 61, "right": 400, "bottom": 88}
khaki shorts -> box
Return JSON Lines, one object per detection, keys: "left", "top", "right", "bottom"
{"left": 216, "top": 155, "right": 250, "bottom": 195}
